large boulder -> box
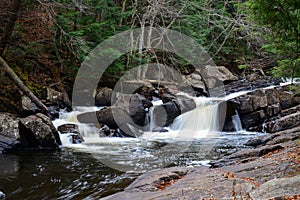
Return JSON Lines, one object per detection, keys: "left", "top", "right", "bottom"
{"left": 21, "top": 96, "right": 39, "bottom": 115}
{"left": 19, "top": 113, "right": 61, "bottom": 149}
{"left": 95, "top": 87, "right": 113, "bottom": 106}
{"left": 201, "top": 65, "right": 238, "bottom": 88}
{"left": 0, "top": 113, "right": 20, "bottom": 153}
{"left": 173, "top": 94, "right": 196, "bottom": 114}
{"left": 77, "top": 111, "right": 100, "bottom": 124}
{"left": 96, "top": 106, "right": 143, "bottom": 137}
{"left": 1, "top": 112, "right": 61, "bottom": 152}
{"left": 240, "top": 110, "right": 265, "bottom": 130}
{"left": 96, "top": 106, "right": 126, "bottom": 128}
{"left": 265, "top": 112, "right": 300, "bottom": 133}
{"left": 183, "top": 69, "right": 206, "bottom": 93}
{"left": 114, "top": 93, "right": 152, "bottom": 126}
{"left": 251, "top": 89, "right": 268, "bottom": 111}
{"left": 152, "top": 101, "right": 181, "bottom": 127}
{"left": 57, "top": 124, "right": 84, "bottom": 144}
{"left": 250, "top": 176, "right": 300, "bottom": 199}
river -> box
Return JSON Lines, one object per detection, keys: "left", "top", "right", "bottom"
{"left": 0, "top": 92, "right": 265, "bottom": 199}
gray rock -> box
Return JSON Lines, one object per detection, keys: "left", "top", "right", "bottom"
{"left": 128, "top": 94, "right": 150, "bottom": 126}
{"left": 152, "top": 102, "right": 180, "bottom": 127}
{"left": 251, "top": 89, "right": 268, "bottom": 110}
{"left": 46, "top": 88, "right": 64, "bottom": 105}
{"left": 237, "top": 96, "right": 253, "bottom": 114}
{"left": 19, "top": 113, "right": 61, "bottom": 149}
{"left": 96, "top": 106, "right": 143, "bottom": 137}
{"left": 0, "top": 113, "right": 19, "bottom": 139}
{"left": 21, "top": 96, "right": 38, "bottom": 113}
{"left": 57, "top": 124, "right": 79, "bottom": 133}
{"left": 183, "top": 68, "right": 206, "bottom": 92}
{"left": 0, "top": 113, "right": 20, "bottom": 153}
{"left": 77, "top": 111, "right": 100, "bottom": 124}
{"left": 265, "top": 88, "right": 280, "bottom": 105}
{"left": 267, "top": 112, "right": 300, "bottom": 133}
{"left": 173, "top": 94, "right": 196, "bottom": 114}
{"left": 202, "top": 65, "right": 238, "bottom": 89}
{"left": 95, "top": 87, "right": 112, "bottom": 106}
{"left": 250, "top": 176, "right": 300, "bottom": 199}
{"left": 240, "top": 110, "right": 265, "bottom": 129}
{"left": 279, "top": 90, "right": 294, "bottom": 109}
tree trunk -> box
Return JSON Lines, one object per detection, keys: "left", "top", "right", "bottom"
{"left": 0, "top": 56, "right": 50, "bottom": 116}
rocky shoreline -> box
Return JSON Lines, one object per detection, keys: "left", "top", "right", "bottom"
{"left": 103, "top": 126, "right": 300, "bottom": 200}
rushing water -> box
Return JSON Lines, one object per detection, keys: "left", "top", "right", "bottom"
{"left": 0, "top": 94, "right": 263, "bottom": 200}
{"left": 0, "top": 131, "right": 259, "bottom": 200}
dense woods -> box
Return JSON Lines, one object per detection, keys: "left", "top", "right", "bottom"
{"left": 0, "top": 0, "right": 299, "bottom": 113}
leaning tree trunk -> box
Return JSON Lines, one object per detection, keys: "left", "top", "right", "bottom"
{"left": 0, "top": 56, "right": 50, "bottom": 116}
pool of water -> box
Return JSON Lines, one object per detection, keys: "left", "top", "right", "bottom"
{"left": 0, "top": 131, "right": 260, "bottom": 200}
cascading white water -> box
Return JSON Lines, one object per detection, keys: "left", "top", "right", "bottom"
{"left": 147, "top": 106, "right": 156, "bottom": 132}
{"left": 52, "top": 107, "right": 101, "bottom": 145}
{"left": 169, "top": 102, "right": 221, "bottom": 138}
{"left": 232, "top": 110, "right": 243, "bottom": 132}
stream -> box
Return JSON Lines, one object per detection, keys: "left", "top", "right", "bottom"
{"left": 0, "top": 92, "right": 265, "bottom": 200}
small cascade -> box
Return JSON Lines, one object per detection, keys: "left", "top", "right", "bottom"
{"left": 232, "top": 110, "right": 243, "bottom": 132}
{"left": 170, "top": 102, "right": 221, "bottom": 138}
{"left": 52, "top": 107, "right": 101, "bottom": 145}
{"left": 147, "top": 107, "right": 156, "bottom": 132}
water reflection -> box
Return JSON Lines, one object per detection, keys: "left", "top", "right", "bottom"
{"left": 0, "top": 132, "right": 259, "bottom": 200}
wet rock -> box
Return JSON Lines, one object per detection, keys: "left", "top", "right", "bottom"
{"left": 129, "top": 94, "right": 150, "bottom": 126}
{"left": 133, "top": 83, "right": 156, "bottom": 100}
{"left": 173, "top": 94, "right": 196, "bottom": 114}
{"left": 96, "top": 106, "right": 143, "bottom": 137}
{"left": 151, "top": 127, "right": 168, "bottom": 132}
{"left": 250, "top": 176, "right": 300, "bottom": 199}
{"left": 251, "top": 89, "right": 268, "bottom": 110}
{"left": 77, "top": 111, "right": 100, "bottom": 124}
{"left": 245, "top": 135, "right": 275, "bottom": 147}
{"left": 152, "top": 102, "right": 180, "bottom": 127}
{"left": 1, "top": 113, "right": 61, "bottom": 152}
{"left": 266, "top": 112, "right": 300, "bottom": 133}
{"left": 240, "top": 110, "right": 265, "bottom": 129}
{"left": 96, "top": 106, "right": 127, "bottom": 128}
{"left": 0, "top": 113, "right": 20, "bottom": 153}
{"left": 236, "top": 96, "right": 253, "bottom": 114}
{"left": 265, "top": 88, "right": 280, "bottom": 105}
{"left": 57, "top": 124, "right": 79, "bottom": 133}
{"left": 279, "top": 90, "right": 294, "bottom": 109}
{"left": 95, "top": 87, "right": 112, "bottom": 106}
{"left": 159, "top": 86, "right": 177, "bottom": 103}
{"left": 280, "top": 104, "right": 300, "bottom": 117}
{"left": 19, "top": 113, "right": 61, "bottom": 149}
{"left": 265, "top": 103, "right": 281, "bottom": 117}
{"left": 57, "top": 124, "right": 84, "bottom": 144}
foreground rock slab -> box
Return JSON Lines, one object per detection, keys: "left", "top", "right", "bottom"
{"left": 104, "top": 127, "right": 300, "bottom": 200}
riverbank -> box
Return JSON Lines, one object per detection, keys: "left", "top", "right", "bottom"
{"left": 104, "top": 126, "right": 300, "bottom": 200}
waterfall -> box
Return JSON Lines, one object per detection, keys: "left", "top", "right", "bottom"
{"left": 147, "top": 107, "right": 156, "bottom": 132}
{"left": 232, "top": 110, "right": 243, "bottom": 132}
{"left": 169, "top": 102, "right": 221, "bottom": 138}
{"left": 52, "top": 107, "right": 101, "bottom": 145}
